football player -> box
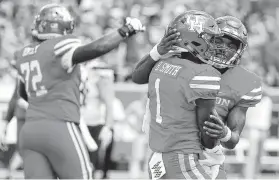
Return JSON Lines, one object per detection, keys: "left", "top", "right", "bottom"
{"left": 132, "top": 15, "right": 262, "bottom": 179}
{"left": 14, "top": 3, "right": 144, "bottom": 179}
{"left": 134, "top": 10, "right": 224, "bottom": 179}
{"left": 200, "top": 16, "right": 262, "bottom": 179}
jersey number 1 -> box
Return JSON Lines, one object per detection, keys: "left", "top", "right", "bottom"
{"left": 20, "top": 60, "right": 45, "bottom": 96}
{"left": 155, "top": 78, "right": 162, "bottom": 124}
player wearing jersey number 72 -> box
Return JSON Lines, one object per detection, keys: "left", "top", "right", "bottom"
{"left": 14, "top": 3, "right": 144, "bottom": 179}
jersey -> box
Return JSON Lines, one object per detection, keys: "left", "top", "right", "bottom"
{"left": 215, "top": 66, "right": 262, "bottom": 121}
{"left": 15, "top": 34, "right": 82, "bottom": 123}
{"left": 148, "top": 57, "right": 221, "bottom": 154}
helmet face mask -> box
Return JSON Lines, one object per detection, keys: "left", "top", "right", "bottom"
{"left": 32, "top": 4, "right": 74, "bottom": 40}
{"left": 210, "top": 16, "right": 248, "bottom": 69}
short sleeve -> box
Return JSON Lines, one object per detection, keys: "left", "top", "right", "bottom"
{"left": 237, "top": 85, "right": 263, "bottom": 107}
{"left": 181, "top": 68, "right": 221, "bottom": 103}
{"left": 54, "top": 37, "right": 81, "bottom": 72}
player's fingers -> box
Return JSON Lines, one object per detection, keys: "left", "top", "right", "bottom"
{"left": 205, "top": 131, "right": 219, "bottom": 138}
{"left": 203, "top": 126, "right": 222, "bottom": 135}
{"left": 164, "top": 39, "right": 181, "bottom": 51}
{"left": 209, "top": 115, "right": 224, "bottom": 126}
{"left": 165, "top": 32, "right": 180, "bottom": 41}
{"left": 204, "top": 121, "right": 223, "bottom": 130}
{"left": 167, "top": 28, "right": 178, "bottom": 36}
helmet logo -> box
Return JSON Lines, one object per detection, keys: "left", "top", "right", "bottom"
{"left": 186, "top": 15, "right": 204, "bottom": 33}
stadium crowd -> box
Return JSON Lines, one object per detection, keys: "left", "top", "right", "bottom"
{"left": 0, "top": 0, "right": 279, "bottom": 83}
{"left": 0, "top": 0, "right": 279, "bottom": 179}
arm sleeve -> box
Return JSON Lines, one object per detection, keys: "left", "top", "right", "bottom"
{"left": 132, "top": 54, "right": 157, "bottom": 84}
{"left": 237, "top": 85, "right": 263, "bottom": 107}
{"left": 181, "top": 69, "right": 221, "bottom": 103}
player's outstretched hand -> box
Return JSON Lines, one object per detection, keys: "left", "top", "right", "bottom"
{"left": 203, "top": 110, "right": 228, "bottom": 139}
{"left": 157, "top": 28, "right": 182, "bottom": 55}
{"left": 118, "top": 17, "right": 145, "bottom": 38}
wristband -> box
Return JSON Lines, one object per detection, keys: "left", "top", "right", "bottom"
{"left": 220, "top": 126, "right": 232, "bottom": 142}
{"left": 117, "top": 26, "right": 129, "bottom": 38}
{"left": 149, "top": 44, "right": 162, "bottom": 61}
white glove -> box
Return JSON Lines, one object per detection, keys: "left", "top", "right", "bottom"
{"left": 99, "top": 125, "right": 113, "bottom": 149}
{"left": 118, "top": 17, "right": 145, "bottom": 38}
{"left": 125, "top": 17, "right": 145, "bottom": 32}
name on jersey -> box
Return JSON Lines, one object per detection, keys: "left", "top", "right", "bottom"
{"left": 154, "top": 61, "right": 182, "bottom": 78}
{"left": 22, "top": 45, "right": 39, "bottom": 57}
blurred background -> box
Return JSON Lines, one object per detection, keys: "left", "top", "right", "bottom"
{"left": 1, "top": 0, "right": 279, "bottom": 179}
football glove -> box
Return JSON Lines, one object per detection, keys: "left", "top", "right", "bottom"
{"left": 118, "top": 17, "right": 145, "bottom": 38}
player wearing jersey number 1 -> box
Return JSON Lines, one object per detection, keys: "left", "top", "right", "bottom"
{"left": 134, "top": 10, "right": 224, "bottom": 179}
{"left": 14, "top": 3, "right": 144, "bottom": 179}
{"left": 132, "top": 15, "right": 263, "bottom": 179}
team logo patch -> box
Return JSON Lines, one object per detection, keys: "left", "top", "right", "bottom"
{"left": 149, "top": 152, "right": 166, "bottom": 180}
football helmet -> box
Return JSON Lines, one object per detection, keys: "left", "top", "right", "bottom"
{"left": 168, "top": 10, "right": 223, "bottom": 65}
{"left": 31, "top": 4, "right": 74, "bottom": 40}
{"left": 213, "top": 16, "right": 248, "bottom": 69}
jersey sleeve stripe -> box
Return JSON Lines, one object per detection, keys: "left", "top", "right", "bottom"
{"left": 241, "top": 94, "right": 262, "bottom": 100}
{"left": 189, "top": 84, "right": 220, "bottom": 90}
{"left": 192, "top": 76, "right": 221, "bottom": 81}
{"left": 61, "top": 45, "right": 80, "bottom": 73}
{"left": 245, "top": 91, "right": 262, "bottom": 97}
{"left": 54, "top": 42, "right": 81, "bottom": 56}
{"left": 190, "top": 80, "right": 220, "bottom": 86}
{"left": 54, "top": 38, "right": 81, "bottom": 50}
{"left": 251, "top": 86, "right": 262, "bottom": 93}
{"left": 245, "top": 87, "right": 263, "bottom": 97}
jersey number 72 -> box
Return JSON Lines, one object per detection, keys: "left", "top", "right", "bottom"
{"left": 20, "top": 60, "right": 47, "bottom": 97}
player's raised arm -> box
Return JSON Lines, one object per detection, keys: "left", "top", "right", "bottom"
{"left": 132, "top": 28, "right": 181, "bottom": 84}
{"left": 31, "top": 4, "right": 144, "bottom": 73}
{"left": 71, "top": 17, "right": 144, "bottom": 64}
